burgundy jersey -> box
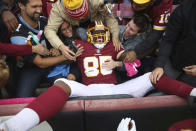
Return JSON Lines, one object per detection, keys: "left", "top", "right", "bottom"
{"left": 168, "top": 119, "right": 196, "bottom": 131}
{"left": 75, "top": 40, "right": 123, "bottom": 85}
{"left": 149, "top": 0, "right": 173, "bottom": 31}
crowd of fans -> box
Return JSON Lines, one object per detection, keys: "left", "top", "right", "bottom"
{"left": 0, "top": 0, "right": 196, "bottom": 130}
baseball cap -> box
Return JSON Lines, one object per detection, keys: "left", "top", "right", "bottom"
{"left": 133, "top": 0, "right": 150, "bottom": 4}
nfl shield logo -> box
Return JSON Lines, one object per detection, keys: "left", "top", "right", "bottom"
{"left": 96, "top": 49, "right": 100, "bottom": 53}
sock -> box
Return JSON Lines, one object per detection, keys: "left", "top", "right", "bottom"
{"left": 1, "top": 85, "right": 68, "bottom": 131}
{"left": 155, "top": 76, "right": 194, "bottom": 99}
{"left": 2, "top": 108, "right": 39, "bottom": 131}
{"left": 190, "top": 88, "right": 196, "bottom": 97}
{"left": 27, "top": 85, "right": 68, "bottom": 122}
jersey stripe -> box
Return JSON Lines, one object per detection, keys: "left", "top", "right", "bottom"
{"left": 153, "top": 25, "right": 166, "bottom": 30}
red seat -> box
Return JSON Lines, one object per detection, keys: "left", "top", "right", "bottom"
{"left": 113, "top": 4, "right": 133, "bottom": 25}
{"left": 42, "top": 0, "right": 57, "bottom": 18}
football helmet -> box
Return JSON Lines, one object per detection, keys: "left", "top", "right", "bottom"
{"left": 87, "top": 20, "right": 110, "bottom": 49}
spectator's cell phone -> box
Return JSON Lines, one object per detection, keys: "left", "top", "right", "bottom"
{"left": 69, "top": 42, "right": 78, "bottom": 53}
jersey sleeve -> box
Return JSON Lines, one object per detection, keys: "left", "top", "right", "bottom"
{"left": 0, "top": 43, "right": 32, "bottom": 56}
{"left": 152, "top": 0, "right": 173, "bottom": 31}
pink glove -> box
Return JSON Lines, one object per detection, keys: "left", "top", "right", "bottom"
{"left": 124, "top": 59, "right": 141, "bottom": 77}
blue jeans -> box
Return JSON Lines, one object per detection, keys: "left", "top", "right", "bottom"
{"left": 16, "top": 67, "right": 51, "bottom": 98}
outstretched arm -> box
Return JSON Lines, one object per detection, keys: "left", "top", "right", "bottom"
{"left": 125, "top": 30, "right": 164, "bottom": 62}
{"left": 102, "top": 58, "right": 123, "bottom": 71}
{"left": 0, "top": 43, "right": 31, "bottom": 56}
{"left": 0, "top": 1, "right": 18, "bottom": 32}
{"left": 183, "top": 65, "right": 196, "bottom": 76}
{"left": 105, "top": 7, "right": 122, "bottom": 51}
{"left": 0, "top": 43, "right": 49, "bottom": 56}
{"left": 44, "top": 2, "right": 75, "bottom": 60}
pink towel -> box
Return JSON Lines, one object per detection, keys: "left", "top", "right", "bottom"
{"left": 124, "top": 59, "right": 141, "bottom": 77}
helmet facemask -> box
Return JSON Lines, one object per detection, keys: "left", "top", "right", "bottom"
{"left": 87, "top": 20, "right": 110, "bottom": 49}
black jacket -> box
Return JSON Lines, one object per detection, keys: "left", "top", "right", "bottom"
{"left": 155, "top": 0, "right": 196, "bottom": 71}
{"left": 133, "top": 0, "right": 165, "bottom": 55}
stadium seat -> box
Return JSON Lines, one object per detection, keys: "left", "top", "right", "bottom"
{"left": 113, "top": 4, "right": 133, "bottom": 25}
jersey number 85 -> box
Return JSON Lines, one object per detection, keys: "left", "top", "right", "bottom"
{"left": 83, "top": 56, "right": 112, "bottom": 77}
